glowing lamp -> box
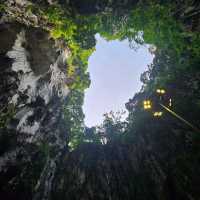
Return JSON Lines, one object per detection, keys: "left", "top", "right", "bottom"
{"left": 153, "top": 112, "right": 163, "bottom": 117}
{"left": 156, "top": 89, "right": 161, "bottom": 93}
{"left": 160, "top": 89, "right": 165, "bottom": 94}
{"left": 143, "top": 100, "right": 152, "bottom": 110}
{"left": 156, "top": 89, "right": 166, "bottom": 94}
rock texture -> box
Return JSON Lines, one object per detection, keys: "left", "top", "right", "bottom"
{"left": 51, "top": 127, "right": 200, "bottom": 200}
{"left": 0, "top": 23, "right": 70, "bottom": 200}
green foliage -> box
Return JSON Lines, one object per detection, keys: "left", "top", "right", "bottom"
{"left": 97, "top": 111, "right": 127, "bottom": 144}
{"left": 39, "top": 2, "right": 200, "bottom": 94}
{"left": 0, "top": 3, "right": 5, "bottom": 12}
{"left": 40, "top": 5, "right": 95, "bottom": 91}
{"left": 63, "top": 90, "right": 85, "bottom": 151}
{"left": 83, "top": 127, "right": 101, "bottom": 144}
{"left": 37, "top": 1, "right": 200, "bottom": 149}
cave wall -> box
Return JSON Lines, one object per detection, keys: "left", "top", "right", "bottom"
{"left": 51, "top": 125, "right": 200, "bottom": 200}
{"left": 0, "top": 22, "right": 70, "bottom": 200}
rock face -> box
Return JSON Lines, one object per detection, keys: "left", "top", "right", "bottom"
{"left": 0, "top": 23, "right": 70, "bottom": 200}
{"left": 51, "top": 129, "right": 200, "bottom": 200}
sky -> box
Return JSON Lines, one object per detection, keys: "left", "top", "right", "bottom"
{"left": 83, "top": 34, "right": 154, "bottom": 127}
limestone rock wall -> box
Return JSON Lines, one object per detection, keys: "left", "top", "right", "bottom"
{"left": 0, "top": 23, "right": 70, "bottom": 200}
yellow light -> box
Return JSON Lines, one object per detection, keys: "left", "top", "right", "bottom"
{"left": 143, "top": 100, "right": 151, "bottom": 105}
{"left": 143, "top": 100, "right": 152, "bottom": 110}
{"left": 153, "top": 112, "right": 163, "bottom": 117}
{"left": 143, "top": 101, "right": 147, "bottom": 105}
{"left": 158, "top": 112, "right": 163, "bottom": 116}
{"left": 156, "top": 89, "right": 161, "bottom": 93}
{"left": 144, "top": 105, "right": 149, "bottom": 110}
{"left": 156, "top": 89, "right": 166, "bottom": 94}
{"left": 153, "top": 112, "right": 158, "bottom": 116}
{"left": 160, "top": 89, "right": 165, "bottom": 94}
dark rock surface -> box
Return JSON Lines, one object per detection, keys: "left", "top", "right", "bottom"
{"left": 0, "top": 22, "right": 70, "bottom": 200}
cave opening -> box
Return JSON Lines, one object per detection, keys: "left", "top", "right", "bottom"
{"left": 0, "top": 1, "right": 200, "bottom": 199}
{"left": 83, "top": 34, "right": 154, "bottom": 127}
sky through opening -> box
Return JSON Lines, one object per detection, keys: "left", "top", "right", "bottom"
{"left": 83, "top": 34, "right": 154, "bottom": 127}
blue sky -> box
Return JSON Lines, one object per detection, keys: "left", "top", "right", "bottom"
{"left": 83, "top": 34, "right": 154, "bottom": 127}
